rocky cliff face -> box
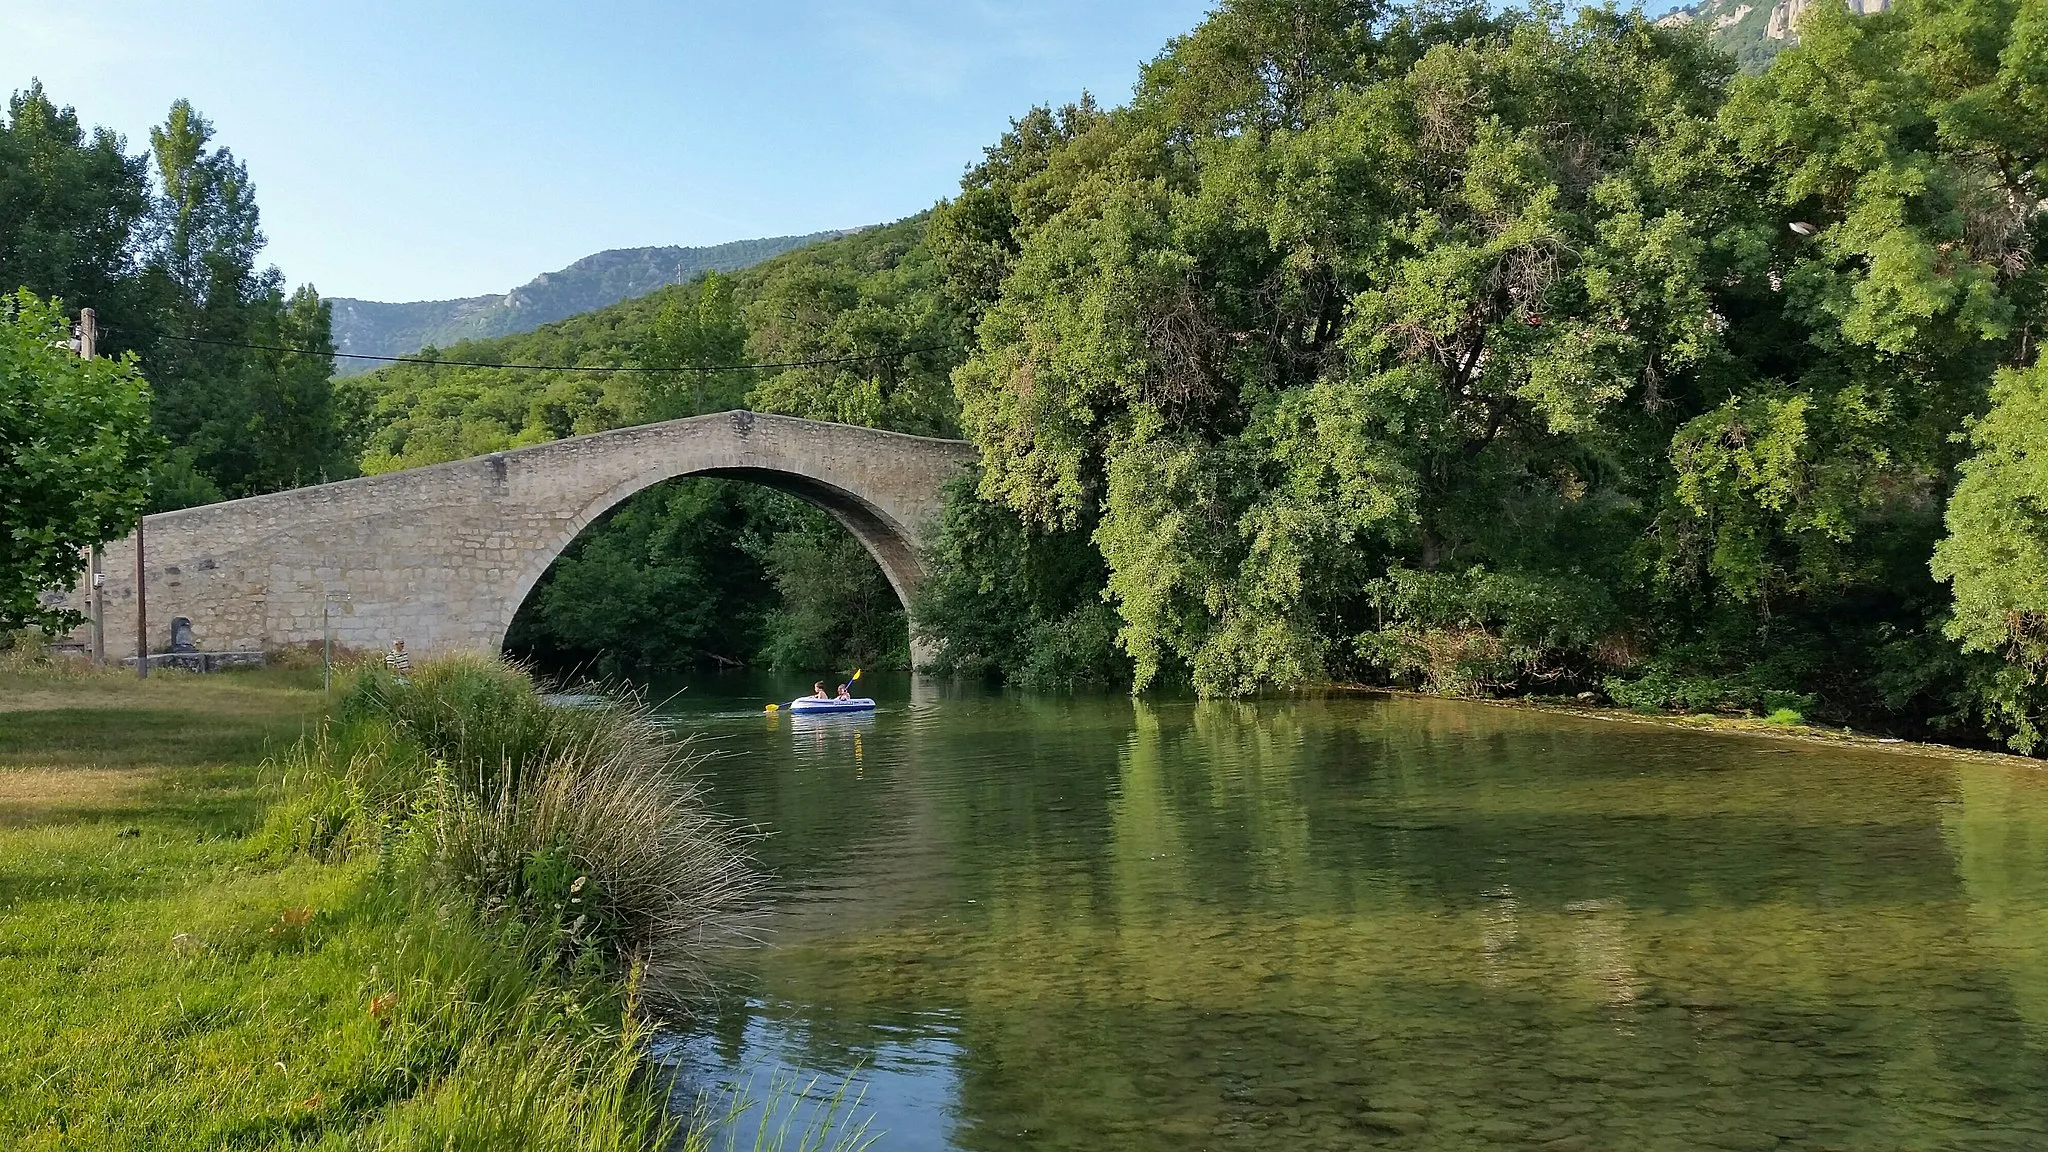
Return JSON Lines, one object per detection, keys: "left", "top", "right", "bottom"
{"left": 326, "top": 230, "right": 853, "bottom": 374}
{"left": 1657, "top": 0, "right": 1889, "bottom": 69}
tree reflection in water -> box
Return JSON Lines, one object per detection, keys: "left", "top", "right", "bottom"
{"left": 662, "top": 675, "right": 2048, "bottom": 1151}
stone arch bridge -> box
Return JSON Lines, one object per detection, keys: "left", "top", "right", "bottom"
{"left": 64, "top": 412, "right": 977, "bottom": 664}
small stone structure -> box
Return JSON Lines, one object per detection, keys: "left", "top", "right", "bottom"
{"left": 117, "top": 614, "right": 267, "bottom": 673}
{"left": 61, "top": 412, "right": 977, "bottom": 664}
{"left": 124, "top": 649, "right": 267, "bottom": 674}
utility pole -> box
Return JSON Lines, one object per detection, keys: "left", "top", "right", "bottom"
{"left": 135, "top": 516, "right": 148, "bottom": 679}
{"left": 77, "top": 309, "right": 108, "bottom": 669}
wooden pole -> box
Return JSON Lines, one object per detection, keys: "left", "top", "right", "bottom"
{"left": 135, "top": 517, "right": 148, "bottom": 680}
{"left": 78, "top": 310, "right": 107, "bottom": 669}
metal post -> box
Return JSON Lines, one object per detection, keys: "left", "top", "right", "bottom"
{"left": 135, "top": 518, "right": 148, "bottom": 680}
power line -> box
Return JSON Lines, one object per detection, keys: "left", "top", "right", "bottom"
{"left": 103, "top": 325, "right": 964, "bottom": 374}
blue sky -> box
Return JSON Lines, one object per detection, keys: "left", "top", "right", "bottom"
{"left": 3, "top": 2, "right": 1682, "bottom": 304}
{"left": 1, "top": 1, "right": 1220, "bottom": 302}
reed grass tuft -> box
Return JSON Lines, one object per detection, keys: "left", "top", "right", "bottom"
{"left": 272, "top": 653, "right": 761, "bottom": 1016}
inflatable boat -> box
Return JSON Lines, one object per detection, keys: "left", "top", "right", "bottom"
{"left": 785, "top": 696, "right": 877, "bottom": 714}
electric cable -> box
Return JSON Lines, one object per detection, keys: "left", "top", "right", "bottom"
{"left": 99, "top": 324, "right": 964, "bottom": 374}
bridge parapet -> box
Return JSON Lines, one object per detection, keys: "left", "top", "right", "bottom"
{"left": 59, "top": 412, "right": 976, "bottom": 662}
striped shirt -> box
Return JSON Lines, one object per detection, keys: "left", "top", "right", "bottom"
{"left": 385, "top": 646, "right": 412, "bottom": 674}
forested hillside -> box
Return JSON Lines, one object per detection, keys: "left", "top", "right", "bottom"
{"left": 1655, "top": 0, "right": 1890, "bottom": 70}
{"left": 326, "top": 231, "right": 849, "bottom": 373}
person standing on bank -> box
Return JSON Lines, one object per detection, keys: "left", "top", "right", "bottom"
{"left": 386, "top": 639, "right": 412, "bottom": 681}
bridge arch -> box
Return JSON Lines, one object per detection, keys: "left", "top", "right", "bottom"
{"left": 63, "top": 412, "right": 976, "bottom": 665}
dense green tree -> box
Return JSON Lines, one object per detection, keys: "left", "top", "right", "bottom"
{"left": 2, "top": 86, "right": 347, "bottom": 511}
{"left": 949, "top": 3, "right": 1750, "bottom": 694}
{"left": 247, "top": 284, "right": 345, "bottom": 490}
{"left": 750, "top": 516, "right": 908, "bottom": 673}
{"left": 1674, "top": 0, "right": 2047, "bottom": 738}
{"left": 0, "top": 84, "right": 152, "bottom": 324}
{"left": 505, "top": 479, "right": 777, "bottom": 676}
{"left": 924, "top": 0, "right": 2043, "bottom": 745}
{"left": 1932, "top": 361, "right": 2048, "bottom": 750}
{"left": 639, "top": 270, "right": 749, "bottom": 419}
{"left": 912, "top": 477, "right": 1127, "bottom": 689}
{"left": 0, "top": 291, "right": 156, "bottom": 633}
{"left": 139, "top": 100, "right": 349, "bottom": 505}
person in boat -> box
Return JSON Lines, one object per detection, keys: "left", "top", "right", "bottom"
{"left": 811, "top": 682, "right": 828, "bottom": 700}
{"left": 835, "top": 683, "right": 852, "bottom": 700}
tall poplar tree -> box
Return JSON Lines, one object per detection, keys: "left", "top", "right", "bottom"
{"left": 140, "top": 100, "right": 348, "bottom": 505}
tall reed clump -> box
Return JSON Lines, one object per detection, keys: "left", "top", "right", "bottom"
{"left": 268, "top": 653, "right": 760, "bottom": 1015}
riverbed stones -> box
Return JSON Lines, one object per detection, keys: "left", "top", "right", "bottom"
{"left": 1358, "top": 1110, "right": 1429, "bottom": 1134}
{"left": 1249, "top": 1086, "right": 1300, "bottom": 1107}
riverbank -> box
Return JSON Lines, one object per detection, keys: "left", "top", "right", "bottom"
{"left": 1338, "top": 682, "right": 2043, "bottom": 766}
{"left": 0, "top": 659, "right": 701, "bottom": 1149}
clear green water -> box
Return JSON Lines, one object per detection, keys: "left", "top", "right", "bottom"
{"left": 656, "top": 674, "right": 2048, "bottom": 1151}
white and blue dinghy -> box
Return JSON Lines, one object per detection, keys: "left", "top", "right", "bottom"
{"left": 784, "top": 695, "right": 877, "bottom": 714}
{"left": 765, "top": 670, "right": 876, "bottom": 715}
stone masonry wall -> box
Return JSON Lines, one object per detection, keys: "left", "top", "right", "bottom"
{"left": 58, "top": 412, "right": 975, "bottom": 663}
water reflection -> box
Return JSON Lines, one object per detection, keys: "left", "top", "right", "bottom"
{"left": 658, "top": 674, "right": 2048, "bottom": 1150}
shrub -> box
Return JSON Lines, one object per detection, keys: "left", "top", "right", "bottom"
{"left": 1357, "top": 566, "right": 1617, "bottom": 695}
{"left": 428, "top": 725, "right": 762, "bottom": 1004}
{"left": 339, "top": 656, "right": 570, "bottom": 794}
{"left": 279, "top": 654, "right": 759, "bottom": 1017}
{"left": 1016, "top": 603, "right": 1131, "bottom": 691}
{"left": 1602, "top": 665, "right": 1817, "bottom": 718}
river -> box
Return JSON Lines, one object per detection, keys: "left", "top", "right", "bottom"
{"left": 651, "top": 673, "right": 2048, "bottom": 1151}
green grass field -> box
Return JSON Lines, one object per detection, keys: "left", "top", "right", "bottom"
{"left": 0, "top": 665, "right": 668, "bottom": 1150}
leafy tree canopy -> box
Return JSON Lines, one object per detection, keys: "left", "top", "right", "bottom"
{"left": 1, "top": 87, "right": 347, "bottom": 511}
{"left": 0, "top": 291, "right": 156, "bottom": 632}
{"left": 928, "top": 0, "right": 2043, "bottom": 748}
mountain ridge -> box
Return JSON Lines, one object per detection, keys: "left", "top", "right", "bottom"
{"left": 327, "top": 230, "right": 855, "bottom": 374}
{"left": 1656, "top": 0, "right": 1890, "bottom": 70}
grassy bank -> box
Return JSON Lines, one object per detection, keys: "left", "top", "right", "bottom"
{"left": 1341, "top": 682, "right": 2045, "bottom": 767}
{"left": 0, "top": 655, "right": 752, "bottom": 1150}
